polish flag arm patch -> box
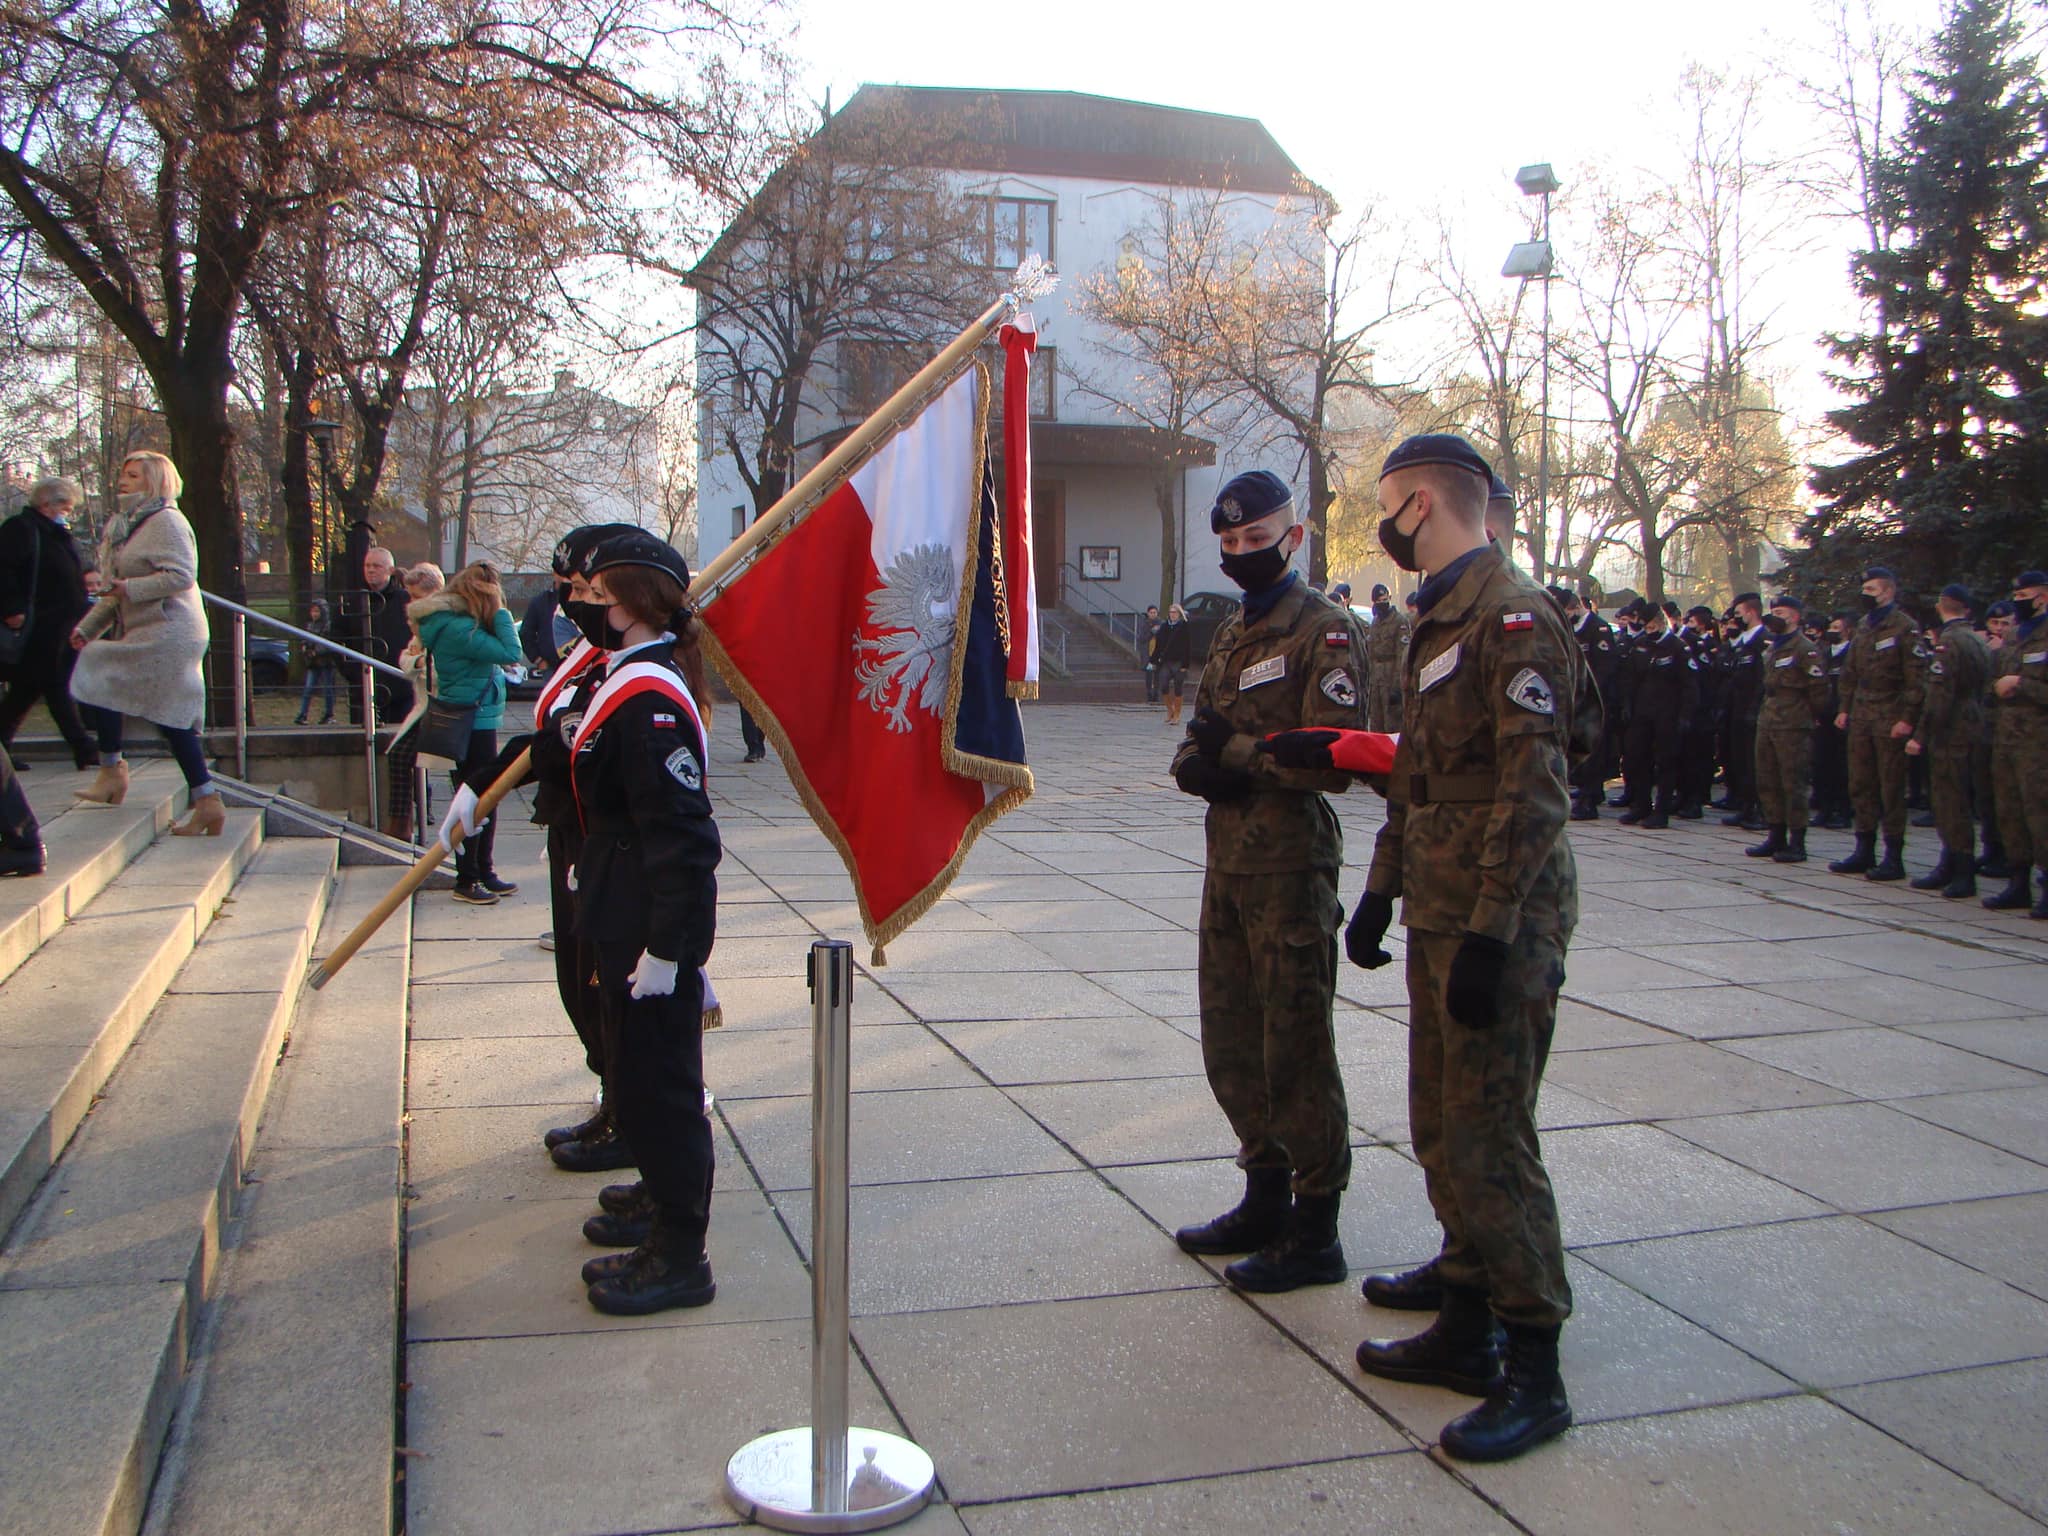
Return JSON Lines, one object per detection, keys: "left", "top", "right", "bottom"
{"left": 1503, "top": 611, "right": 1535, "bottom": 632}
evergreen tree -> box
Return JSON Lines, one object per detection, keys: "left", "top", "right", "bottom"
{"left": 1802, "top": 0, "right": 2048, "bottom": 598}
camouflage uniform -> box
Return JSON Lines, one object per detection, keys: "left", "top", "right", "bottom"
{"left": 1173, "top": 577, "right": 1368, "bottom": 1198}
{"left": 1840, "top": 605, "right": 1928, "bottom": 839}
{"left": 1364, "top": 543, "right": 1580, "bottom": 1329}
{"left": 1364, "top": 602, "right": 1409, "bottom": 732}
{"left": 1989, "top": 618, "right": 2048, "bottom": 869}
{"left": 1755, "top": 630, "right": 1829, "bottom": 828}
{"left": 1911, "top": 618, "right": 1991, "bottom": 859}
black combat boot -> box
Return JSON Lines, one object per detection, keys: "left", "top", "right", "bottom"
{"left": 1866, "top": 836, "right": 1907, "bottom": 882}
{"left": 1984, "top": 870, "right": 2034, "bottom": 910}
{"left": 1224, "top": 1192, "right": 1346, "bottom": 1292}
{"left": 1980, "top": 834, "right": 2010, "bottom": 880}
{"left": 1942, "top": 853, "right": 1977, "bottom": 899}
{"left": 543, "top": 1105, "right": 607, "bottom": 1152}
{"left": 586, "top": 1216, "right": 716, "bottom": 1316}
{"left": 1910, "top": 848, "right": 1955, "bottom": 891}
{"left": 583, "top": 1204, "right": 654, "bottom": 1249}
{"left": 1829, "top": 832, "right": 1876, "bottom": 874}
{"left": 552, "top": 1118, "right": 636, "bottom": 1173}
{"left": 1640, "top": 807, "right": 1670, "bottom": 830}
{"left": 1674, "top": 800, "right": 1703, "bottom": 821}
{"left": 2032, "top": 870, "right": 2048, "bottom": 921}
{"left": 598, "top": 1180, "right": 648, "bottom": 1216}
{"left": 1745, "top": 825, "right": 1785, "bottom": 859}
{"left": 1355, "top": 1287, "right": 1503, "bottom": 1396}
{"left": 1569, "top": 799, "right": 1599, "bottom": 822}
{"left": 1362, "top": 1256, "right": 1445, "bottom": 1311}
{"left": 1174, "top": 1167, "right": 1290, "bottom": 1256}
{"left": 1617, "top": 807, "right": 1645, "bottom": 826}
{"left": 1773, "top": 827, "right": 1809, "bottom": 864}
{"left": 1439, "top": 1322, "right": 1572, "bottom": 1462}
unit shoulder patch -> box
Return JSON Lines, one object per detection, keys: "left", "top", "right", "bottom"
{"left": 665, "top": 745, "right": 703, "bottom": 790}
{"left": 1319, "top": 668, "right": 1358, "bottom": 708}
{"left": 1507, "top": 667, "right": 1556, "bottom": 716}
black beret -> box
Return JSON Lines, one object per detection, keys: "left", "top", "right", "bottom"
{"left": 1488, "top": 472, "right": 1515, "bottom": 504}
{"left": 1987, "top": 599, "right": 2016, "bottom": 618}
{"left": 1662, "top": 601, "right": 1681, "bottom": 618}
{"left": 1378, "top": 433, "right": 1494, "bottom": 485}
{"left": 1686, "top": 605, "right": 1716, "bottom": 625}
{"left": 1370, "top": 583, "right": 1390, "bottom": 601}
{"left": 1210, "top": 469, "right": 1293, "bottom": 533}
{"left": 1864, "top": 565, "right": 1897, "bottom": 582}
{"left": 1733, "top": 592, "right": 1761, "bottom": 610}
{"left": 1403, "top": 591, "right": 1419, "bottom": 608}
{"left": 1329, "top": 582, "right": 1352, "bottom": 601}
{"left": 1545, "top": 584, "right": 1573, "bottom": 605}
{"left": 553, "top": 521, "right": 640, "bottom": 579}
{"left": 2016, "top": 569, "right": 2048, "bottom": 589}
{"left": 1940, "top": 583, "right": 1974, "bottom": 605}
{"left": 1769, "top": 593, "right": 1804, "bottom": 613}
{"left": 586, "top": 530, "right": 691, "bottom": 591}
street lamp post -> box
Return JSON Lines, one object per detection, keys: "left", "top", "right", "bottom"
{"left": 1504, "top": 162, "right": 1562, "bottom": 584}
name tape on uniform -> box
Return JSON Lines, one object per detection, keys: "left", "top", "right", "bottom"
{"left": 1417, "top": 643, "right": 1461, "bottom": 693}
{"left": 1239, "top": 655, "right": 1286, "bottom": 690}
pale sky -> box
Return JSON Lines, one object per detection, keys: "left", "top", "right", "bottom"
{"left": 793, "top": 0, "right": 1946, "bottom": 439}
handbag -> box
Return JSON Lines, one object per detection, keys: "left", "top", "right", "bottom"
{"left": 414, "top": 695, "right": 477, "bottom": 768}
{"left": 0, "top": 517, "right": 39, "bottom": 669}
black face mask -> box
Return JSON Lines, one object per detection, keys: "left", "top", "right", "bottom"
{"left": 1372, "top": 601, "right": 1391, "bottom": 618}
{"left": 1219, "top": 539, "right": 1293, "bottom": 593}
{"left": 2016, "top": 596, "right": 2040, "bottom": 622}
{"left": 1764, "top": 614, "right": 1790, "bottom": 636}
{"left": 561, "top": 598, "right": 612, "bottom": 648}
{"left": 1376, "top": 491, "right": 1423, "bottom": 572}
{"left": 1860, "top": 592, "right": 1881, "bottom": 614}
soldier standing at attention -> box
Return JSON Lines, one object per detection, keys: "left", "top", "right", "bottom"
{"left": 1331, "top": 433, "right": 1578, "bottom": 1463}
{"left": 1830, "top": 566, "right": 1928, "bottom": 882}
{"left": 1906, "top": 585, "right": 1991, "bottom": 898}
{"left": 1559, "top": 589, "right": 1617, "bottom": 820}
{"left": 1618, "top": 603, "right": 1696, "bottom": 830}
{"left": 1983, "top": 570, "right": 2048, "bottom": 917}
{"left": 1169, "top": 469, "right": 1368, "bottom": 1294}
{"left": 1720, "top": 595, "right": 1770, "bottom": 831}
{"left": 1746, "top": 595, "right": 1830, "bottom": 864}
{"left": 1364, "top": 582, "right": 1409, "bottom": 732}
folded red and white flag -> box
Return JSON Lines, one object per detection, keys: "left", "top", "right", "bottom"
{"left": 700, "top": 367, "right": 1032, "bottom": 957}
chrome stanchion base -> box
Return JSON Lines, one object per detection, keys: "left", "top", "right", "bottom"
{"left": 724, "top": 1428, "right": 935, "bottom": 1532}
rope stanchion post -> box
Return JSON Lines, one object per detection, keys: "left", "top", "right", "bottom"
{"left": 723, "top": 940, "right": 934, "bottom": 1532}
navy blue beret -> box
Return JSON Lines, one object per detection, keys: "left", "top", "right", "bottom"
{"left": 553, "top": 521, "right": 640, "bottom": 578}
{"left": 1211, "top": 469, "right": 1293, "bottom": 533}
{"left": 1379, "top": 433, "right": 1494, "bottom": 485}
{"left": 1940, "top": 583, "right": 1974, "bottom": 605}
{"left": 1370, "top": 583, "right": 1390, "bottom": 601}
{"left": 1733, "top": 592, "right": 1761, "bottom": 610}
{"left": 1488, "top": 473, "right": 1515, "bottom": 504}
{"left": 2016, "top": 569, "right": 2048, "bottom": 589}
{"left": 1770, "top": 594, "right": 1804, "bottom": 613}
{"left": 1988, "top": 599, "right": 2016, "bottom": 618}
{"left": 1864, "top": 565, "right": 1897, "bottom": 582}
{"left": 586, "top": 529, "right": 691, "bottom": 590}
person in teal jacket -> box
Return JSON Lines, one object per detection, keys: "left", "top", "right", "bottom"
{"left": 411, "top": 561, "right": 522, "bottom": 903}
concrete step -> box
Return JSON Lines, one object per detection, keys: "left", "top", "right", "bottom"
{"left": 0, "top": 837, "right": 337, "bottom": 1536}
{"left": 145, "top": 866, "right": 410, "bottom": 1536}
{"left": 0, "top": 763, "right": 191, "bottom": 987}
{"left": 0, "top": 808, "right": 262, "bottom": 1238}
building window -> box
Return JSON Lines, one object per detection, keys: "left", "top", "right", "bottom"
{"left": 731, "top": 505, "right": 747, "bottom": 540}
{"left": 838, "top": 339, "right": 925, "bottom": 417}
{"left": 984, "top": 197, "right": 1054, "bottom": 269}
{"left": 1032, "top": 346, "right": 1057, "bottom": 420}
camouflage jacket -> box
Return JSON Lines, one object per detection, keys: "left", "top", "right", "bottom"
{"left": 1912, "top": 619, "right": 1990, "bottom": 750}
{"left": 1991, "top": 617, "right": 2048, "bottom": 746}
{"left": 1363, "top": 604, "right": 1408, "bottom": 690}
{"left": 1364, "top": 544, "right": 1577, "bottom": 942}
{"left": 1758, "top": 631, "right": 1829, "bottom": 731}
{"left": 1172, "top": 577, "right": 1370, "bottom": 874}
{"left": 1839, "top": 605, "right": 1927, "bottom": 724}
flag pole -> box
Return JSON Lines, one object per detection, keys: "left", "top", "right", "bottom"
{"left": 308, "top": 260, "right": 1058, "bottom": 990}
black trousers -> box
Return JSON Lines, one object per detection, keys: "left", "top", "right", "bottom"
{"left": 1813, "top": 723, "right": 1851, "bottom": 816}
{"left": 547, "top": 819, "right": 604, "bottom": 1081}
{"left": 1681, "top": 720, "right": 1717, "bottom": 806}
{"left": 596, "top": 943, "right": 712, "bottom": 1236}
{"left": 739, "top": 708, "right": 766, "bottom": 757}
{"left": 0, "top": 636, "right": 95, "bottom": 761}
{"left": 451, "top": 729, "right": 499, "bottom": 883}
{"left": 1625, "top": 714, "right": 1682, "bottom": 812}
{"left": 1725, "top": 715, "right": 1759, "bottom": 811}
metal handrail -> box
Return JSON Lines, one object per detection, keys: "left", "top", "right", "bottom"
{"left": 1055, "top": 560, "right": 1149, "bottom": 659}
{"left": 200, "top": 591, "right": 408, "bottom": 679}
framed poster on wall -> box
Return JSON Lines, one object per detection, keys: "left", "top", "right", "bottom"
{"left": 1079, "top": 545, "right": 1120, "bottom": 581}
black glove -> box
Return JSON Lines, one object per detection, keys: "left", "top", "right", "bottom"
{"left": 1345, "top": 891, "right": 1394, "bottom": 969}
{"left": 1173, "top": 755, "right": 1253, "bottom": 803}
{"left": 1187, "top": 707, "right": 1235, "bottom": 762}
{"left": 1258, "top": 728, "right": 1340, "bottom": 771}
{"left": 1445, "top": 932, "right": 1512, "bottom": 1029}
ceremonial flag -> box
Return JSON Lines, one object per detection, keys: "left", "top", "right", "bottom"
{"left": 998, "top": 318, "right": 1039, "bottom": 699}
{"left": 699, "top": 365, "right": 1032, "bottom": 958}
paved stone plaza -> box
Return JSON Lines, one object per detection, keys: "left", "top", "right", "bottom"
{"left": 401, "top": 704, "right": 2048, "bottom": 1535}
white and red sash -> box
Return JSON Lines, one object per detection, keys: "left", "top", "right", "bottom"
{"left": 569, "top": 656, "right": 705, "bottom": 828}
{"left": 533, "top": 639, "right": 607, "bottom": 728}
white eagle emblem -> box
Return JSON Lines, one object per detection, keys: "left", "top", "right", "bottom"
{"left": 853, "top": 542, "right": 957, "bottom": 732}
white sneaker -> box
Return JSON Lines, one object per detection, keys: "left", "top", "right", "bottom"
{"left": 538, "top": 930, "right": 556, "bottom": 951}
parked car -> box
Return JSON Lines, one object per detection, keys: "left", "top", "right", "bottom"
{"left": 1180, "top": 590, "right": 1239, "bottom": 659}
{"left": 246, "top": 634, "right": 291, "bottom": 688}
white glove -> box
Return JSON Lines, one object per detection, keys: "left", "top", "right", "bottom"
{"left": 628, "top": 953, "right": 678, "bottom": 1000}
{"left": 565, "top": 865, "right": 577, "bottom": 892}
{"left": 436, "top": 784, "right": 481, "bottom": 853}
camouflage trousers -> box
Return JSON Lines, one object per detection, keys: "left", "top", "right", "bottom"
{"left": 1407, "top": 927, "right": 1573, "bottom": 1329}
{"left": 1991, "top": 741, "right": 2048, "bottom": 869}
{"left": 1926, "top": 741, "right": 1976, "bottom": 858}
{"left": 1848, "top": 716, "right": 1911, "bottom": 838}
{"left": 1196, "top": 865, "right": 1351, "bottom": 1197}
{"left": 1367, "top": 684, "right": 1402, "bottom": 735}
{"left": 1754, "top": 727, "right": 1813, "bottom": 829}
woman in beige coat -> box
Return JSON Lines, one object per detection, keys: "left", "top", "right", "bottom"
{"left": 69, "top": 451, "right": 223, "bottom": 836}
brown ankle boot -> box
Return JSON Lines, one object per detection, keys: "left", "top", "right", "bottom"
{"left": 172, "top": 794, "right": 226, "bottom": 837}
{"left": 75, "top": 760, "right": 130, "bottom": 805}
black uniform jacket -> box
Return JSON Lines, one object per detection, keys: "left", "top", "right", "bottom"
{"left": 1624, "top": 630, "right": 1698, "bottom": 727}
{"left": 569, "top": 641, "right": 721, "bottom": 967}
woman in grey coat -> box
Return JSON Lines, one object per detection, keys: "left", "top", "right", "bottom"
{"left": 69, "top": 451, "right": 223, "bottom": 836}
